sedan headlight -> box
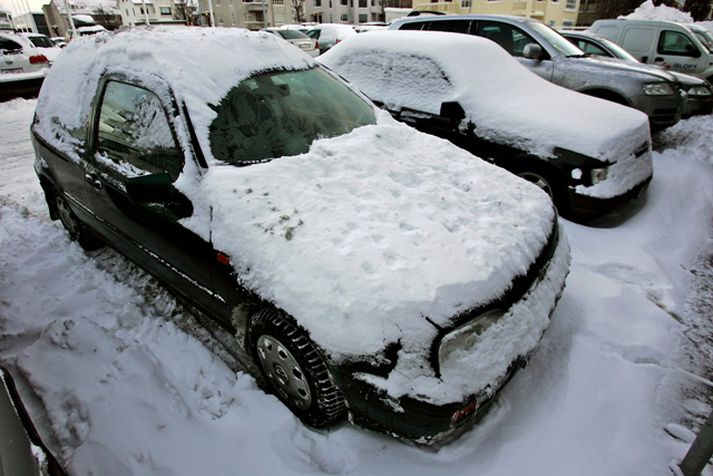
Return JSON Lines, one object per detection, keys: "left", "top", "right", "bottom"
{"left": 438, "top": 309, "right": 504, "bottom": 367}
{"left": 687, "top": 85, "right": 713, "bottom": 97}
{"left": 642, "top": 82, "right": 675, "bottom": 96}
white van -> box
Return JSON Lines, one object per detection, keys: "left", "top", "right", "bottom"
{"left": 590, "top": 19, "right": 713, "bottom": 81}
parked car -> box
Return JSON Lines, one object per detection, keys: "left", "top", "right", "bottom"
{"left": 590, "top": 19, "right": 713, "bottom": 81}
{"left": 263, "top": 28, "right": 319, "bottom": 57}
{"left": 20, "top": 32, "right": 62, "bottom": 63}
{"left": 305, "top": 23, "right": 356, "bottom": 53}
{"left": 321, "top": 31, "right": 654, "bottom": 217}
{"left": 562, "top": 30, "right": 713, "bottom": 117}
{"left": 32, "top": 27, "right": 570, "bottom": 444}
{"left": 0, "top": 32, "right": 50, "bottom": 101}
{"left": 389, "top": 14, "right": 685, "bottom": 131}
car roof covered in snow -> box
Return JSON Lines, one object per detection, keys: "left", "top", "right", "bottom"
{"left": 319, "top": 30, "right": 650, "bottom": 162}
{"left": 33, "top": 27, "right": 316, "bottom": 164}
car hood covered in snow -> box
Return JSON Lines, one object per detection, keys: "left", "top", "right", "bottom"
{"left": 196, "top": 114, "right": 558, "bottom": 359}
{"left": 318, "top": 31, "right": 651, "bottom": 165}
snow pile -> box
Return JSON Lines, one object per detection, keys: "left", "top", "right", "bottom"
{"left": 34, "top": 27, "right": 315, "bottom": 163}
{"left": 202, "top": 117, "right": 557, "bottom": 359}
{"left": 621, "top": 0, "right": 693, "bottom": 23}
{"left": 319, "top": 31, "right": 651, "bottom": 198}
{"left": 656, "top": 115, "right": 713, "bottom": 166}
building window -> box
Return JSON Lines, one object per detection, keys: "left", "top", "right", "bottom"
{"left": 341, "top": 0, "right": 347, "bottom": 5}
{"left": 461, "top": 0, "right": 471, "bottom": 7}
{"left": 160, "top": 6, "right": 171, "bottom": 14}
{"left": 359, "top": 0, "right": 366, "bottom": 7}
{"left": 340, "top": 13, "right": 348, "bottom": 20}
{"left": 562, "top": 20, "right": 574, "bottom": 26}
{"left": 274, "top": 0, "right": 284, "bottom": 4}
{"left": 359, "top": 13, "right": 367, "bottom": 22}
{"left": 565, "top": 0, "right": 576, "bottom": 9}
{"left": 315, "top": 0, "right": 321, "bottom": 6}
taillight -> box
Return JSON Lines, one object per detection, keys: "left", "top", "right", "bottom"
{"left": 315, "top": 40, "right": 320, "bottom": 50}
{"left": 29, "top": 54, "right": 49, "bottom": 64}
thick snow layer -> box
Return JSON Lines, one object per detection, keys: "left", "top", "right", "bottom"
{"left": 1, "top": 99, "right": 713, "bottom": 475}
{"left": 574, "top": 141, "right": 653, "bottom": 197}
{"left": 33, "top": 27, "right": 315, "bottom": 163}
{"left": 319, "top": 31, "right": 651, "bottom": 169}
{"left": 202, "top": 114, "right": 556, "bottom": 357}
{"left": 621, "top": 0, "right": 693, "bottom": 22}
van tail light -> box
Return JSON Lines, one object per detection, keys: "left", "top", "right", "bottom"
{"left": 29, "top": 54, "right": 49, "bottom": 64}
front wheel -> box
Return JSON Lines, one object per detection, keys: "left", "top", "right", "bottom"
{"left": 249, "top": 309, "right": 346, "bottom": 428}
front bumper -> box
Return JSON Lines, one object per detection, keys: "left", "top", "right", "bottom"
{"left": 682, "top": 95, "right": 713, "bottom": 117}
{"left": 569, "top": 173, "right": 652, "bottom": 216}
{"left": 629, "top": 92, "right": 682, "bottom": 131}
{"left": 333, "top": 228, "right": 571, "bottom": 444}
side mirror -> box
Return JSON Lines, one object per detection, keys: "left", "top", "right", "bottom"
{"left": 440, "top": 101, "right": 466, "bottom": 121}
{"left": 125, "top": 172, "right": 176, "bottom": 204}
{"left": 523, "top": 43, "right": 544, "bottom": 60}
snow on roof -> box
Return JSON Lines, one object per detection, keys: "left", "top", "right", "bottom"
{"left": 620, "top": 0, "right": 693, "bottom": 23}
{"left": 34, "top": 27, "right": 315, "bottom": 163}
{"left": 72, "top": 13, "right": 96, "bottom": 23}
{"left": 319, "top": 31, "right": 650, "bottom": 165}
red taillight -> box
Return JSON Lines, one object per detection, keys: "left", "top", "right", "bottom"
{"left": 216, "top": 252, "right": 231, "bottom": 266}
{"left": 315, "top": 40, "right": 320, "bottom": 50}
{"left": 29, "top": 54, "right": 49, "bottom": 64}
{"left": 450, "top": 400, "right": 479, "bottom": 426}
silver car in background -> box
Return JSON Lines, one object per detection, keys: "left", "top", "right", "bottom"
{"left": 263, "top": 28, "right": 319, "bottom": 57}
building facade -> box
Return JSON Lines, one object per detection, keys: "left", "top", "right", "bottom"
{"left": 196, "top": 0, "right": 298, "bottom": 29}
{"left": 118, "top": 0, "right": 186, "bottom": 25}
{"left": 304, "top": 0, "right": 383, "bottom": 24}
{"left": 410, "top": 0, "right": 580, "bottom": 28}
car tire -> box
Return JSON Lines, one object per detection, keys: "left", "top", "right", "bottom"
{"left": 511, "top": 160, "right": 570, "bottom": 214}
{"left": 249, "top": 309, "right": 346, "bottom": 428}
{"left": 54, "top": 193, "right": 104, "bottom": 251}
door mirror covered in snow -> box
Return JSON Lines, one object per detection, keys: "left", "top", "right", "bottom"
{"left": 523, "top": 43, "right": 544, "bottom": 60}
{"left": 31, "top": 27, "right": 572, "bottom": 445}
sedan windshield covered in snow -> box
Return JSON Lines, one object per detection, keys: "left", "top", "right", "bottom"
{"left": 209, "top": 67, "right": 376, "bottom": 165}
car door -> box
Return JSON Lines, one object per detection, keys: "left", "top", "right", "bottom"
{"left": 473, "top": 21, "right": 554, "bottom": 81}
{"left": 0, "top": 36, "right": 30, "bottom": 73}
{"left": 82, "top": 77, "right": 230, "bottom": 324}
{"left": 656, "top": 30, "right": 704, "bottom": 74}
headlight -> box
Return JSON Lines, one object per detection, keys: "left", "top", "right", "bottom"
{"left": 642, "top": 82, "right": 675, "bottom": 96}
{"left": 438, "top": 309, "right": 504, "bottom": 367}
{"left": 591, "top": 167, "right": 608, "bottom": 184}
{"left": 687, "top": 85, "right": 713, "bottom": 97}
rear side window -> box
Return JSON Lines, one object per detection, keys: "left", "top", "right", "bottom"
{"left": 657, "top": 30, "right": 699, "bottom": 56}
{"left": 28, "top": 36, "right": 55, "bottom": 48}
{"left": 621, "top": 28, "right": 655, "bottom": 54}
{"left": 398, "top": 21, "right": 426, "bottom": 31}
{"left": 427, "top": 20, "right": 472, "bottom": 34}
{"left": 306, "top": 29, "right": 321, "bottom": 39}
{"left": 476, "top": 22, "right": 537, "bottom": 57}
{"left": 95, "top": 81, "right": 183, "bottom": 180}
{"left": 0, "top": 37, "right": 22, "bottom": 52}
{"left": 575, "top": 39, "right": 609, "bottom": 57}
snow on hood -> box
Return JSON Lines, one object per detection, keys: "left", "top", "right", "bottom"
{"left": 319, "top": 31, "right": 650, "bottom": 163}
{"left": 33, "top": 27, "right": 315, "bottom": 162}
{"left": 621, "top": 0, "right": 693, "bottom": 22}
{"left": 197, "top": 114, "right": 556, "bottom": 357}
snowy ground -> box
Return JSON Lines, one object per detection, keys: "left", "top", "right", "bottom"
{"left": 0, "top": 98, "right": 712, "bottom": 476}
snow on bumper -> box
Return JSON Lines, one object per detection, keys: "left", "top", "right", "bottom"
{"left": 354, "top": 225, "right": 571, "bottom": 411}
{"left": 574, "top": 144, "right": 653, "bottom": 200}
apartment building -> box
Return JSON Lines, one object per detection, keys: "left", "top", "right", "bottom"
{"left": 196, "top": 0, "right": 297, "bottom": 29}
{"left": 304, "top": 0, "right": 383, "bottom": 24}
{"left": 411, "top": 0, "right": 580, "bottom": 28}
{"left": 118, "top": 0, "right": 182, "bottom": 25}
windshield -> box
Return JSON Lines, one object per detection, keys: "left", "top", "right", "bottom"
{"left": 693, "top": 31, "right": 713, "bottom": 53}
{"left": 599, "top": 37, "right": 639, "bottom": 62}
{"left": 209, "top": 67, "right": 376, "bottom": 165}
{"left": 528, "top": 21, "right": 584, "bottom": 57}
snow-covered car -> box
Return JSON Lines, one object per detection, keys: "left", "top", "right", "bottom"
{"left": 305, "top": 23, "right": 356, "bottom": 53}
{"left": 32, "top": 28, "right": 570, "bottom": 443}
{"left": 0, "top": 32, "right": 49, "bottom": 101}
{"left": 320, "top": 31, "right": 654, "bottom": 216}
{"left": 562, "top": 30, "right": 713, "bottom": 118}
{"left": 263, "top": 28, "right": 319, "bottom": 57}
{"left": 389, "top": 15, "right": 685, "bottom": 132}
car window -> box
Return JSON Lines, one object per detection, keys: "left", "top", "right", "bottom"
{"left": 476, "top": 21, "right": 538, "bottom": 57}
{"left": 397, "top": 21, "right": 426, "bottom": 31}
{"left": 28, "top": 36, "right": 55, "bottom": 48}
{"left": 575, "top": 38, "right": 609, "bottom": 57}
{"left": 277, "top": 30, "right": 308, "bottom": 40}
{"left": 306, "top": 29, "right": 321, "bottom": 39}
{"left": 0, "top": 37, "right": 22, "bottom": 53}
{"left": 658, "top": 30, "right": 699, "bottom": 57}
{"left": 427, "top": 20, "right": 472, "bottom": 34}
{"left": 95, "top": 81, "right": 183, "bottom": 181}
{"left": 209, "top": 67, "right": 375, "bottom": 165}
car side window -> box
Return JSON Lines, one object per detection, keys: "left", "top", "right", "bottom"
{"left": 398, "top": 21, "right": 426, "bottom": 31}
{"left": 475, "top": 22, "right": 538, "bottom": 57}
{"left": 0, "top": 37, "right": 22, "bottom": 52}
{"left": 658, "top": 30, "right": 699, "bottom": 57}
{"left": 95, "top": 81, "right": 183, "bottom": 181}
{"left": 576, "top": 39, "right": 609, "bottom": 57}
{"left": 427, "top": 20, "right": 473, "bottom": 34}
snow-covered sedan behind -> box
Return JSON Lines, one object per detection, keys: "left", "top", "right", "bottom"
{"left": 32, "top": 28, "right": 570, "bottom": 443}
{"left": 319, "top": 31, "right": 654, "bottom": 216}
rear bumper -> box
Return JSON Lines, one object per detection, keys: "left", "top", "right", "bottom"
{"left": 0, "top": 70, "right": 46, "bottom": 102}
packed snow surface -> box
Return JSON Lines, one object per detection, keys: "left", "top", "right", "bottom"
{"left": 622, "top": 0, "right": 693, "bottom": 22}
{"left": 33, "top": 27, "right": 315, "bottom": 164}
{"left": 202, "top": 115, "right": 556, "bottom": 358}
{"left": 2, "top": 97, "right": 713, "bottom": 474}
{"left": 319, "top": 31, "right": 651, "bottom": 176}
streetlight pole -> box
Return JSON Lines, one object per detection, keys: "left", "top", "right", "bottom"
{"left": 62, "top": 0, "right": 78, "bottom": 38}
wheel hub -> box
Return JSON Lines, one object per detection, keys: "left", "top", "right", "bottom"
{"left": 256, "top": 335, "right": 312, "bottom": 409}
{"left": 56, "top": 195, "right": 80, "bottom": 236}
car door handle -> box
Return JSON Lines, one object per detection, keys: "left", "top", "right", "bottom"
{"left": 84, "top": 173, "right": 103, "bottom": 190}
{"left": 654, "top": 57, "right": 664, "bottom": 62}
